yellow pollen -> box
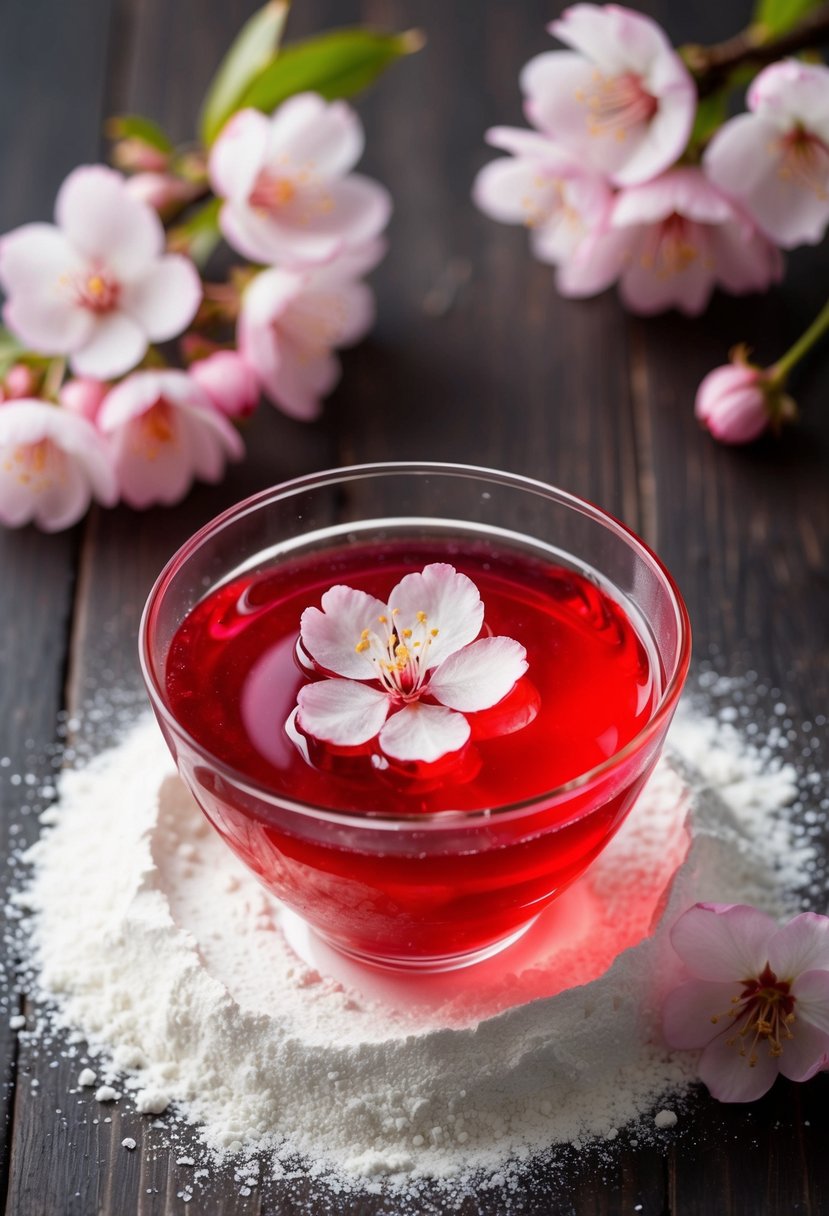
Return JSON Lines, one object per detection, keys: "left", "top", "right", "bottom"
{"left": 87, "top": 274, "right": 107, "bottom": 298}
{"left": 430, "top": 628, "right": 439, "bottom": 637}
{"left": 416, "top": 611, "right": 427, "bottom": 623}
{"left": 360, "top": 629, "right": 370, "bottom": 639}
{"left": 355, "top": 640, "right": 370, "bottom": 653}
{"left": 378, "top": 615, "right": 387, "bottom": 624}
{"left": 402, "top": 628, "right": 412, "bottom": 638}
{"left": 395, "top": 644, "right": 409, "bottom": 662}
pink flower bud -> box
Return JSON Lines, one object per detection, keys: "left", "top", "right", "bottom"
{"left": 3, "top": 363, "right": 37, "bottom": 399}
{"left": 112, "top": 138, "right": 170, "bottom": 174}
{"left": 695, "top": 363, "right": 771, "bottom": 445}
{"left": 59, "top": 377, "right": 109, "bottom": 422}
{"left": 190, "top": 351, "right": 259, "bottom": 420}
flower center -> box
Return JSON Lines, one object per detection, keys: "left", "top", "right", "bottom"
{"left": 711, "top": 964, "right": 796, "bottom": 1066}
{"left": 640, "top": 212, "right": 699, "bottom": 278}
{"left": 2, "top": 438, "right": 64, "bottom": 491}
{"left": 75, "top": 271, "right": 120, "bottom": 314}
{"left": 581, "top": 71, "right": 658, "bottom": 141}
{"left": 249, "top": 170, "right": 299, "bottom": 213}
{"left": 354, "top": 609, "right": 440, "bottom": 700}
{"left": 132, "top": 399, "right": 175, "bottom": 460}
{"left": 777, "top": 127, "right": 829, "bottom": 199}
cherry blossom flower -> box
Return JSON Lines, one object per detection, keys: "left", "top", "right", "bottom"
{"left": 238, "top": 243, "right": 383, "bottom": 420}
{"left": 190, "top": 350, "right": 260, "bottom": 420}
{"left": 296, "top": 564, "right": 528, "bottom": 764}
{"left": 0, "top": 400, "right": 116, "bottom": 531}
{"left": 663, "top": 904, "right": 829, "bottom": 1102}
{"left": 706, "top": 60, "right": 829, "bottom": 249}
{"left": 0, "top": 165, "right": 201, "bottom": 380}
{"left": 520, "top": 4, "right": 696, "bottom": 187}
{"left": 97, "top": 369, "right": 243, "bottom": 509}
{"left": 560, "top": 167, "right": 783, "bottom": 315}
{"left": 208, "top": 95, "right": 391, "bottom": 268}
{"left": 472, "top": 126, "right": 613, "bottom": 269}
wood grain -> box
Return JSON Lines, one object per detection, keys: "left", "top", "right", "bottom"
{"left": 1, "top": 0, "right": 828, "bottom": 1211}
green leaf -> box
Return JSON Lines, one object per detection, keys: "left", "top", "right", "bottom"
{"left": 0, "top": 328, "right": 25, "bottom": 377}
{"left": 238, "top": 27, "right": 423, "bottom": 114}
{"left": 106, "top": 113, "right": 173, "bottom": 153}
{"left": 168, "top": 197, "right": 222, "bottom": 269}
{"left": 200, "top": 0, "right": 291, "bottom": 146}
{"left": 754, "top": 0, "right": 824, "bottom": 37}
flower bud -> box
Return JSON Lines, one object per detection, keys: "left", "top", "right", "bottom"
{"left": 111, "top": 138, "right": 170, "bottom": 174}
{"left": 125, "top": 173, "right": 199, "bottom": 218}
{"left": 59, "top": 377, "right": 109, "bottom": 422}
{"left": 3, "top": 363, "right": 37, "bottom": 399}
{"left": 190, "top": 351, "right": 259, "bottom": 420}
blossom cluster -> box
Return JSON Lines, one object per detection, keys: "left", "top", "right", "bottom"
{"left": 0, "top": 36, "right": 395, "bottom": 533}
{"left": 474, "top": 4, "right": 829, "bottom": 318}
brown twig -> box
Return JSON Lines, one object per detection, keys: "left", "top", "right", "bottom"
{"left": 685, "top": 2, "right": 829, "bottom": 96}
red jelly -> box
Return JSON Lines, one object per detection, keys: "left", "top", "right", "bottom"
{"left": 163, "top": 537, "right": 664, "bottom": 967}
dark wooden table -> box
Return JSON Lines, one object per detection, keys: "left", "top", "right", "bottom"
{"left": 1, "top": 0, "right": 828, "bottom": 1212}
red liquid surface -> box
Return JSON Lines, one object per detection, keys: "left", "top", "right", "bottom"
{"left": 164, "top": 538, "right": 662, "bottom": 963}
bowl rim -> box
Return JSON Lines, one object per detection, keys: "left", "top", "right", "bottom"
{"left": 139, "top": 461, "right": 692, "bottom": 829}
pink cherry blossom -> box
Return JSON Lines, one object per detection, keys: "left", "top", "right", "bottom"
{"left": 208, "top": 95, "right": 391, "bottom": 268}
{"left": 521, "top": 4, "right": 696, "bottom": 187}
{"left": 663, "top": 904, "right": 829, "bottom": 1102}
{"left": 190, "top": 350, "right": 260, "bottom": 420}
{"left": 97, "top": 369, "right": 243, "bottom": 509}
{"left": 0, "top": 165, "right": 201, "bottom": 379}
{"left": 706, "top": 60, "right": 829, "bottom": 249}
{"left": 238, "top": 243, "right": 383, "bottom": 420}
{"left": 3, "top": 364, "right": 37, "bottom": 399}
{"left": 296, "top": 563, "right": 528, "bottom": 764}
{"left": 695, "top": 362, "right": 770, "bottom": 444}
{"left": 59, "top": 377, "right": 109, "bottom": 423}
{"left": 0, "top": 400, "right": 116, "bottom": 531}
{"left": 560, "top": 167, "right": 783, "bottom": 315}
{"left": 473, "top": 126, "right": 613, "bottom": 268}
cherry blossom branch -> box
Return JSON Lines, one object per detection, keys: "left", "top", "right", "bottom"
{"left": 770, "top": 293, "right": 829, "bottom": 384}
{"left": 685, "top": 2, "right": 829, "bottom": 96}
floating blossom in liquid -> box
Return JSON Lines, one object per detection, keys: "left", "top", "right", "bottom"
{"left": 295, "top": 563, "right": 528, "bottom": 764}
{"left": 706, "top": 60, "right": 829, "bottom": 249}
{"left": 663, "top": 903, "right": 829, "bottom": 1102}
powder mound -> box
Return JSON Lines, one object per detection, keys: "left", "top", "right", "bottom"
{"left": 23, "top": 705, "right": 809, "bottom": 1183}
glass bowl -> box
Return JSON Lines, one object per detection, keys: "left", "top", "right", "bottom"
{"left": 140, "top": 463, "right": 691, "bottom": 971}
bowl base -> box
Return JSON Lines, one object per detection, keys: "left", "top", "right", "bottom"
{"left": 280, "top": 909, "right": 538, "bottom": 974}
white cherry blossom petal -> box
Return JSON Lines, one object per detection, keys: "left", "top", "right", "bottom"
{"left": 767, "top": 913, "right": 829, "bottom": 979}
{"left": 774, "top": 1014, "right": 829, "bottom": 1083}
{"left": 69, "top": 312, "right": 147, "bottom": 379}
{"left": 3, "top": 294, "right": 93, "bottom": 356}
{"left": 208, "top": 108, "right": 271, "bottom": 202}
{"left": 120, "top": 255, "right": 201, "bottom": 341}
{"left": 301, "top": 584, "right": 392, "bottom": 679}
{"left": 265, "top": 92, "right": 364, "bottom": 178}
{"left": 388, "top": 564, "right": 484, "bottom": 670}
{"left": 55, "top": 165, "right": 163, "bottom": 278}
{"left": 378, "top": 703, "right": 471, "bottom": 763}
{"left": 296, "top": 678, "right": 390, "bottom": 747}
{"left": 429, "top": 636, "right": 528, "bottom": 712}
{"left": 0, "top": 223, "right": 83, "bottom": 297}
{"left": 790, "top": 970, "right": 829, "bottom": 1037}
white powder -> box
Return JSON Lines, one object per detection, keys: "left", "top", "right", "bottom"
{"left": 17, "top": 697, "right": 818, "bottom": 1198}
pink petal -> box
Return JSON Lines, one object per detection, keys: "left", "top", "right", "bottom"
{"left": 0, "top": 223, "right": 83, "bottom": 296}
{"left": 429, "top": 636, "right": 528, "bottom": 712}
{"left": 705, "top": 113, "right": 780, "bottom": 204}
{"left": 265, "top": 93, "right": 364, "bottom": 178}
{"left": 775, "top": 1013, "right": 829, "bottom": 1083}
{"left": 189, "top": 351, "right": 259, "bottom": 419}
{"left": 791, "top": 969, "right": 829, "bottom": 1035}
{"left": 556, "top": 226, "right": 629, "bottom": 298}
{"left": 70, "top": 312, "right": 147, "bottom": 379}
{"left": 301, "top": 584, "right": 391, "bottom": 679}
{"left": 55, "top": 165, "right": 163, "bottom": 279}
{"left": 378, "top": 702, "right": 470, "bottom": 763}
{"left": 749, "top": 59, "right": 829, "bottom": 139}
{"left": 177, "top": 403, "right": 244, "bottom": 483}
{"left": 613, "top": 82, "right": 695, "bottom": 188}
{"left": 710, "top": 221, "right": 783, "bottom": 295}
{"left": 259, "top": 333, "right": 340, "bottom": 420}
{"left": 669, "top": 903, "right": 778, "bottom": 981}
{"left": 662, "top": 979, "right": 744, "bottom": 1050}
{"left": 120, "top": 255, "right": 201, "bottom": 341}
{"left": 549, "top": 4, "right": 629, "bottom": 73}
{"left": 220, "top": 200, "right": 343, "bottom": 266}
{"left": 619, "top": 226, "right": 715, "bottom": 317}
{"left": 310, "top": 237, "right": 387, "bottom": 282}
{"left": 613, "top": 169, "right": 733, "bottom": 229}
{"left": 296, "top": 678, "right": 389, "bottom": 747}
{"left": 208, "top": 108, "right": 270, "bottom": 201}
{"left": 388, "top": 564, "right": 484, "bottom": 670}
{"left": 289, "top": 175, "right": 392, "bottom": 250}
{"left": 3, "top": 295, "right": 92, "bottom": 357}
{"left": 532, "top": 175, "right": 613, "bottom": 266}
{"left": 767, "top": 913, "right": 829, "bottom": 980}
{"left": 280, "top": 280, "right": 375, "bottom": 349}
{"left": 698, "top": 1028, "right": 780, "bottom": 1102}
{"left": 473, "top": 157, "right": 564, "bottom": 226}
{"left": 485, "top": 125, "right": 565, "bottom": 160}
